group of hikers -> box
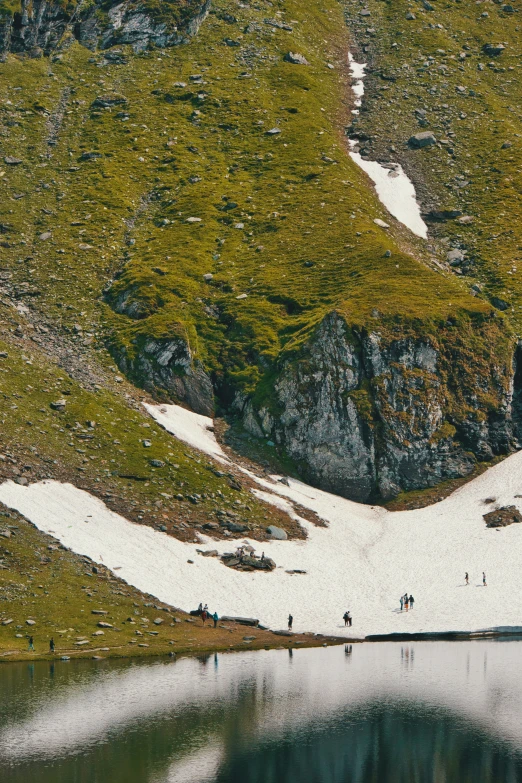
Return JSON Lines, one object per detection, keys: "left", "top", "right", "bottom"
{"left": 465, "top": 572, "right": 487, "bottom": 586}
{"left": 197, "top": 603, "right": 219, "bottom": 627}
{"left": 399, "top": 594, "right": 415, "bottom": 612}
{"left": 27, "top": 636, "right": 55, "bottom": 653}
{"left": 23, "top": 570, "right": 492, "bottom": 656}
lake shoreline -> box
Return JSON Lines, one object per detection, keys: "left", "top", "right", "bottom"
{"left": 0, "top": 631, "right": 356, "bottom": 664}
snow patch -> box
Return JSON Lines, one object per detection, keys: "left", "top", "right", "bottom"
{"left": 2, "top": 401, "right": 522, "bottom": 638}
{"left": 348, "top": 53, "right": 428, "bottom": 239}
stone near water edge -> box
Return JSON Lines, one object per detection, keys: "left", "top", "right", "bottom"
{"left": 267, "top": 525, "right": 288, "bottom": 540}
{"left": 220, "top": 616, "right": 259, "bottom": 627}
{"left": 408, "top": 132, "right": 436, "bottom": 149}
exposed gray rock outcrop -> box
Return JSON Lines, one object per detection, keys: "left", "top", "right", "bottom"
{"left": 0, "top": 0, "right": 211, "bottom": 57}
{"left": 114, "top": 335, "right": 214, "bottom": 416}
{"left": 237, "top": 313, "right": 517, "bottom": 501}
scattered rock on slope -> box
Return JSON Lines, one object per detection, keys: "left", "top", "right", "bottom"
{"left": 409, "top": 132, "right": 436, "bottom": 148}
{"left": 284, "top": 52, "right": 310, "bottom": 65}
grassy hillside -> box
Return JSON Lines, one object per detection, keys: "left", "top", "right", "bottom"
{"left": 0, "top": 0, "right": 520, "bottom": 510}
{"left": 345, "top": 0, "right": 522, "bottom": 320}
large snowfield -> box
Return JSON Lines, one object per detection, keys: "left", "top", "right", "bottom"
{"left": 2, "top": 402, "right": 522, "bottom": 639}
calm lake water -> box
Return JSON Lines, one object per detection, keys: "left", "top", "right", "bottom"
{"left": 1, "top": 641, "right": 522, "bottom": 782}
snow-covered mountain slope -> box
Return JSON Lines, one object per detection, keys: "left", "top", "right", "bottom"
{"left": 1, "top": 404, "right": 522, "bottom": 639}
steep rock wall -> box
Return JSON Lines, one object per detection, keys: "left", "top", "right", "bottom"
{"left": 0, "top": 0, "right": 211, "bottom": 57}
{"left": 238, "top": 313, "right": 517, "bottom": 501}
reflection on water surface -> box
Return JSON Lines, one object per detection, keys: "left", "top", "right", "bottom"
{"left": 1, "top": 641, "right": 522, "bottom": 782}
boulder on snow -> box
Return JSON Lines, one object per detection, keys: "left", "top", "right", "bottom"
{"left": 408, "top": 132, "right": 436, "bottom": 149}
{"left": 483, "top": 506, "right": 522, "bottom": 528}
{"left": 267, "top": 525, "right": 288, "bottom": 540}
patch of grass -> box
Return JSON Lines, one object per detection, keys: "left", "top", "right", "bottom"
{"left": 344, "top": 0, "right": 522, "bottom": 326}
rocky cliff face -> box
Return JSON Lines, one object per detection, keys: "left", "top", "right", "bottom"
{"left": 238, "top": 313, "right": 517, "bottom": 501}
{"left": 0, "top": 0, "right": 210, "bottom": 57}
{"left": 113, "top": 334, "right": 215, "bottom": 416}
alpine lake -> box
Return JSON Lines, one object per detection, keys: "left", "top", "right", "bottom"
{"left": 1, "top": 640, "right": 522, "bottom": 783}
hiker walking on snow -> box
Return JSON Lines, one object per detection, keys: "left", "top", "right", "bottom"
{"left": 347, "top": 612, "right": 352, "bottom": 627}
{"left": 409, "top": 595, "right": 414, "bottom": 609}
{"left": 404, "top": 595, "right": 409, "bottom": 612}
{"left": 465, "top": 572, "right": 469, "bottom": 585}
{"left": 288, "top": 614, "right": 293, "bottom": 631}
{"left": 343, "top": 611, "right": 350, "bottom": 627}
{"left": 400, "top": 596, "right": 404, "bottom": 612}
{"left": 483, "top": 572, "right": 487, "bottom": 587}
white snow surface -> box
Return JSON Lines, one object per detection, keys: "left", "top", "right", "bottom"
{"left": 348, "top": 53, "right": 428, "bottom": 239}
{"left": 2, "top": 402, "right": 522, "bottom": 638}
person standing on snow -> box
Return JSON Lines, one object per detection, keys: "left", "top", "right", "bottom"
{"left": 400, "top": 596, "right": 404, "bottom": 612}
{"left": 404, "top": 595, "right": 409, "bottom": 612}
{"left": 347, "top": 612, "right": 352, "bottom": 627}
{"left": 465, "top": 573, "right": 469, "bottom": 585}
{"left": 483, "top": 572, "right": 487, "bottom": 587}
{"left": 409, "top": 595, "right": 414, "bottom": 609}
{"left": 343, "top": 611, "right": 350, "bottom": 626}
{"left": 288, "top": 614, "right": 293, "bottom": 631}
